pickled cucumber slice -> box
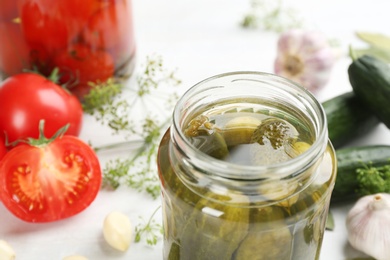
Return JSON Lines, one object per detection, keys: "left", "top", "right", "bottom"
{"left": 184, "top": 115, "right": 229, "bottom": 159}
{"left": 251, "top": 118, "right": 299, "bottom": 149}
{"left": 222, "top": 116, "right": 261, "bottom": 146}
{"left": 184, "top": 115, "right": 214, "bottom": 137}
{"left": 285, "top": 141, "right": 311, "bottom": 158}
{"left": 188, "top": 132, "right": 229, "bottom": 159}
{"left": 248, "top": 118, "right": 300, "bottom": 165}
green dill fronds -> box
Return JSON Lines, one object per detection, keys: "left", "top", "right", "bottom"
{"left": 136, "top": 54, "right": 181, "bottom": 97}
{"left": 82, "top": 78, "right": 135, "bottom": 136}
{"left": 89, "top": 54, "right": 181, "bottom": 198}
{"left": 99, "top": 117, "right": 169, "bottom": 199}
{"left": 102, "top": 157, "right": 133, "bottom": 189}
{"left": 241, "top": 0, "right": 303, "bottom": 32}
{"left": 82, "top": 78, "right": 124, "bottom": 113}
{"left": 356, "top": 164, "right": 390, "bottom": 196}
{"left": 135, "top": 206, "right": 163, "bottom": 246}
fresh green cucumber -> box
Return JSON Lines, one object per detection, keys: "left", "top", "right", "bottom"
{"left": 331, "top": 145, "right": 390, "bottom": 203}
{"left": 322, "top": 92, "right": 379, "bottom": 149}
{"left": 348, "top": 55, "right": 390, "bottom": 129}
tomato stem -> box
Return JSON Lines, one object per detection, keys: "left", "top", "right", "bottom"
{"left": 8, "top": 120, "right": 70, "bottom": 148}
{"left": 48, "top": 67, "right": 61, "bottom": 84}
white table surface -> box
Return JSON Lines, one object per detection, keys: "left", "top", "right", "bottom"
{"left": 1, "top": 0, "right": 390, "bottom": 259}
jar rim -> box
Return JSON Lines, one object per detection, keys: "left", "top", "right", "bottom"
{"left": 172, "top": 71, "right": 329, "bottom": 181}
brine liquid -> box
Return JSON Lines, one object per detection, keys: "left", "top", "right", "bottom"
{"left": 183, "top": 102, "right": 315, "bottom": 165}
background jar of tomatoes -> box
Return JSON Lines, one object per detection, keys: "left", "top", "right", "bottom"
{"left": 0, "top": 0, "right": 136, "bottom": 100}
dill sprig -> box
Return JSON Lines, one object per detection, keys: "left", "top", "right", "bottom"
{"left": 241, "top": 0, "right": 303, "bottom": 32}
{"left": 135, "top": 206, "right": 163, "bottom": 246}
{"left": 82, "top": 78, "right": 135, "bottom": 135}
{"left": 86, "top": 54, "right": 181, "bottom": 198}
{"left": 137, "top": 55, "right": 181, "bottom": 97}
{"left": 98, "top": 117, "right": 167, "bottom": 199}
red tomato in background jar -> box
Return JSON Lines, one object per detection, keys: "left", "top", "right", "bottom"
{"left": 19, "top": 0, "right": 77, "bottom": 56}
{"left": 53, "top": 43, "right": 115, "bottom": 100}
{"left": 83, "top": 0, "right": 136, "bottom": 62}
{"left": 0, "top": 73, "right": 83, "bottom": 143}
{"left": 0, "top": 22, "right": 31, "bottom": 77}
{"left": 18, "top": 0, "right": 119, "bottom": 57}
{"left": 0, "top": 135, "right": 101, "bottom": 222}
{"left": 0, "top": 0, "right": 19, "bottom": 22}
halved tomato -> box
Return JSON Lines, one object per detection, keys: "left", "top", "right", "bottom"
{"left": 0, "top": 135, "right": 101, "bottom": 222}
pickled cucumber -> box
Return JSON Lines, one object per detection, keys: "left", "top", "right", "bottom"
{"left": 234, "top": 225, "right": 292, "bottom": 260}
{"left": 178, "top": 193, "right": 250, "bottom": 260}
{"left": 222, "top": 116, "right": 261, "bottom": 146}
{"left": 251, "top": 118, "right": 298, "bottom": 149}
{"left": 184, "top": 115, "right": 229, "bottom": 159}
{"left": 285, "top": 141, "right": 311, "bottom": 158}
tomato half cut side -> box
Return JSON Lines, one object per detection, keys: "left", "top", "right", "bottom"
{"left": 0, "top": 136, "right": 102, "bottom": 222}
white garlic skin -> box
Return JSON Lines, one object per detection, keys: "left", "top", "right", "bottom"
{"left": 274, "top": 29, "right": 337, "bottom": 93}
{"left": 0, "top": 240, "right": 16, "bottom": 260}
{"left": 346, "top": 193, "right": 390, "bottom": 260}
{"left": 103, "top": 211, "right": 133, "bottom": 252}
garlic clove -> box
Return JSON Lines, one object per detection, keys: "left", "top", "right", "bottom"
{"left": 346, "top": 193, "right": 390, "bottom": 260}
{"left": 62, "top": 255, "right": 89, "bottom": 260}
{"left": 0, "top": 240, "right": 16, "bottom": 260}
{"left": 103, "top": 211, "right": 133, "bottom": 252}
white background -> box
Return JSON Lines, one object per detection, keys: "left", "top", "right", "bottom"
{"left": 1, "top": 0, "right": 390, "bottom": 259}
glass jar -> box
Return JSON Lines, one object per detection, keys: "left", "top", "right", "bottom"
{"left": 0, "top": 0, "right": 136, "bottom": 100}
{"left": 157, "top": 72, "right": 337, "bottom": 260}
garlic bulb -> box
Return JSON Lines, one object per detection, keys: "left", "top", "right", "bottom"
{"left": 274, "top": 29, "right": 337, "bottom": 93}
{"left": 346, "top": 193, "right": 390, "bottom": 260}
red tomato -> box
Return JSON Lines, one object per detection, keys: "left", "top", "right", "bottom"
{"left": 19, "top": 0, "right": 78, "bottom": 56}
{"left": 0, "top": 136, "right": 101, "bottom": 222}
{"left": 83, "top": 0, "right": 136, "bottom": 59}
{"left": 0, "top": 22, "right": 31, "bottom": 76}
{"left": 0, "top": 73, "right": 83, "bottom": 143}
{"left": 53, "top": 43, "right": 114, "bottom": 99}
{"left": 0, "top": 135, "right": 7, "bottom": 161}
{"left": 18, "top": 0, "right": 115, "bottom": 58}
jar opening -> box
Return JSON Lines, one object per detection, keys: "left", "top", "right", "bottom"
{"left": 171, "top": 71, "right": 328, "bottom": 182}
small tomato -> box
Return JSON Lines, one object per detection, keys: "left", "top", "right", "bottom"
{"left": 0, "top": 73, "right": 83, "bottom": 143}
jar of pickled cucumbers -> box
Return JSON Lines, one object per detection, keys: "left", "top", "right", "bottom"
{"left": 157, "top": 72, "right": 337, "bottom": 260}
{"left": 0, "top": 0, "right": 136, "bottom": 100}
